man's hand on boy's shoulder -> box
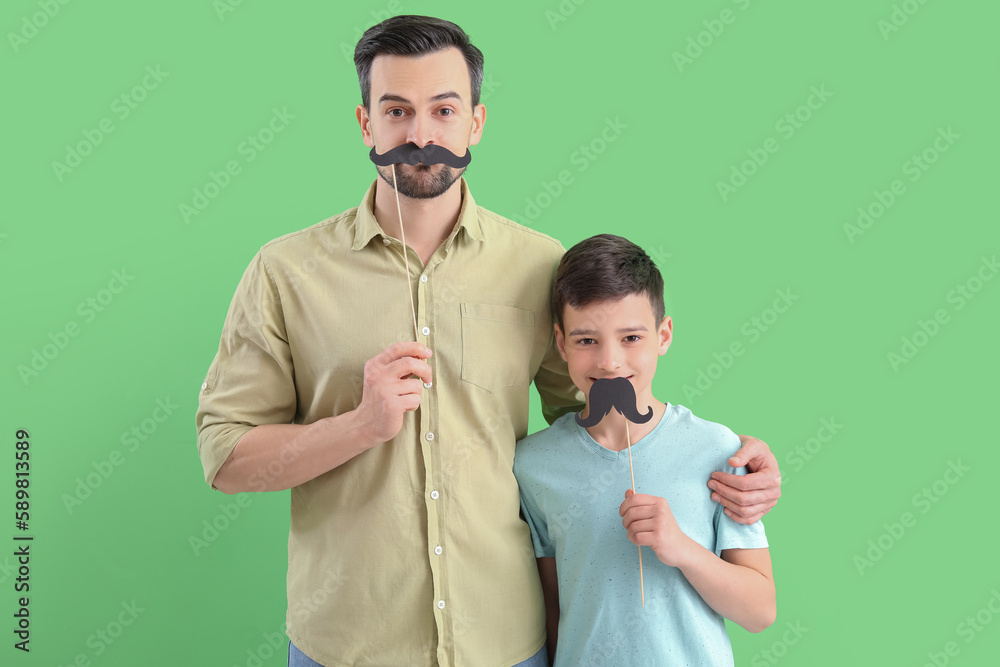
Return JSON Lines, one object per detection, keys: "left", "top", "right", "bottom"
{"left": 707, "top": 435, "right": 781, "bottom": 525}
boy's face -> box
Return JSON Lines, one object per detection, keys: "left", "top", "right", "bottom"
{"left": 554, "top": 293, "right": 672, "bottom": 409}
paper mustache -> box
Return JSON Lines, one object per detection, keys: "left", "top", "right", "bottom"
{"left": 575, "top": 377, "right": 653, "bottom": 428}
{"left": 369, "top": 143, "right": 472, "bottom": 168}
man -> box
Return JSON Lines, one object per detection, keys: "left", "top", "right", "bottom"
{"left": 196, "top": 15, "right": 781, "bottom": 667}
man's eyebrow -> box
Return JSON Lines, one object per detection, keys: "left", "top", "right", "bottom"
{"left": 378, "top": 94, "right": 410, "bottom": 105}
{"left": 430, "top": 91, "right": 462, "bottom": 102}
{"left": 378, "top": 91, "right": 463, "bottom": 105}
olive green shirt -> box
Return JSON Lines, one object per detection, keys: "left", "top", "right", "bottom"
{"left": 196, "top": 179, "right": 582, "bottom": 666}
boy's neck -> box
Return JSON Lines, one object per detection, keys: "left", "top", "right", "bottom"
{"left": 583, "top": 398, "right": 667, "bottom": 452}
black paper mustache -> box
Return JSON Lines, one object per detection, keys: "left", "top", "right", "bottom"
{"left": 369, "top": 143, "right": 472, "bottom": 168}
{"left": 576, "top": 377, "right": 653, "bottom": 428}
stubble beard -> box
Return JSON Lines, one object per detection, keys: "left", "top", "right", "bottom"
{"left": 377, "top": 163, "right": 465, "bottom": 200}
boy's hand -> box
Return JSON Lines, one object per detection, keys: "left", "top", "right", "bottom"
{"left": 619, "top": 490, "right": 692, "bottom": 567}
{"left": 708, "top": 434, "right": 781, "bottom": 524}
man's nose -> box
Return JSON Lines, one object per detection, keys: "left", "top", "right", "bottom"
{"left": 406, "top": 115, "right": 434, "bottom": 149}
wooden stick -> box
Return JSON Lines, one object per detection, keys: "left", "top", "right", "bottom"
{"left": 626, "top": 421, "right": 644, "bottom": 608}
{"left": 390, "top": 163, "right": 418, "bottom": 341}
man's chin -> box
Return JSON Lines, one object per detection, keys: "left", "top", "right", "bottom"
{"left": 378, "top": 165, "right": 463, "bottom": 199}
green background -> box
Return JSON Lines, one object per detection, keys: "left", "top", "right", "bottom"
{"left": 3, "top": 0, "right": 997, "bottom": 664}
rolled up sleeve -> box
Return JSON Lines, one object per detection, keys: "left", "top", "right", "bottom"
{"left": 195, "top": 249, "right": 297, "bottom": 488}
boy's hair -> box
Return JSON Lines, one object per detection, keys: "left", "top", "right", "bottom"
{"left": 354, "top": 15, "right": 485, "bottom": 110}
{"left": 552, "top": 234, "right": 665, "bottom": 328}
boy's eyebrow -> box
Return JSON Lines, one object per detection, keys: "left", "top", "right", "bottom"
{"left": 378, "top": 91, "right": 463, "bottom": 105}
{"left": 568, "top": 325, "right": 649, "bottom": 336}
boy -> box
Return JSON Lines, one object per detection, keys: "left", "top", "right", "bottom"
{"left": 513, "top": 234, "right": 775, "bottom": 665}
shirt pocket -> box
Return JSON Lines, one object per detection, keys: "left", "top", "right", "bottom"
{"left": 460, "top": 303, "right": 535, "bottom": 392}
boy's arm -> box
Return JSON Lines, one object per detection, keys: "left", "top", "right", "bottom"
{"left": 536, "top": 557, "right": 559, "bottom": 663}
{"left": 620, "top": 490, "right": 776, "bottom": 633}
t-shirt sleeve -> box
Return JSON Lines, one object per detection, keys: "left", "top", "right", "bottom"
{"left": 514, "top": 452, "right": 556, "bottom": 558}
{"left": 712, "top": 463, "right": 769, "bottom": 554}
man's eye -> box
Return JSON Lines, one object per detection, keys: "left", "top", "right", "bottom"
{"left": 439, "top": 108, "right": 454, "bottom": 116}
{"left": 388, "top": 109, "right": 405, "bottom": 117}
{"left": 624, "top": 335, "right": 641, "bottom": 343}
{"left": 578, "top": 338, "right": 595, "bottom": 345}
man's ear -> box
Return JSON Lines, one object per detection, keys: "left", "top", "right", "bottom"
{"left": 658, "top": 316, "right": 673, "bottom": 356}
{"left": 554, "top": 323, "right": 568, "bottom": 362}
{"left": 468, "top": 103, "right": 486, "bottom": 146}
{"left": 357, "top": 104, "right": 375, "bottom": 148}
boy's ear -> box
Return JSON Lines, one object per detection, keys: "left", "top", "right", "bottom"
{"left": 658, "top": 316, "right": 673, "bottom": 355}
{"left": 554, "top": 323, "right": 568, "bottom": 362}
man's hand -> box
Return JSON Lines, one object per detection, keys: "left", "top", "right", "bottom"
{"left": 708, "top": 434, "right": 781, "bottom": 525}
{"left": 355, "top": 342, "right": 432, "bottom": 445}
{"left": 619, "top": 489, "right": 692, "bottom": 567}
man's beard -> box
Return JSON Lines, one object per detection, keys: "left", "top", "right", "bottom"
{"left": 377, "top": 162, "right": 465, "bottom": 199}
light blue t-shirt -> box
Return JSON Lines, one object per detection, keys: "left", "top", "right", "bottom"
{"left": 513, "top": 404, "right": 768, "bottom": 666}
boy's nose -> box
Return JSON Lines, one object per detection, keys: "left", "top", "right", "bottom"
{"left": 597, "top": 347, "right": 622, "bottom": 372}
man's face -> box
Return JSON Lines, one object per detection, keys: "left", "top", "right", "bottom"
{"left": 357, "top": 47, "right": 486, "bottom": 199}
{"left": 554, "top": 294, "right": 672, "bottom": 411}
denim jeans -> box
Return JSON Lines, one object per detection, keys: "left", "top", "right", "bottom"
{"left": 288, "top": 640, "right": 549, "bottom": 666}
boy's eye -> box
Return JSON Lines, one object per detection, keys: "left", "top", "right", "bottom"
{"left": 577, "top": 338, "right": 596, "bottom": 345}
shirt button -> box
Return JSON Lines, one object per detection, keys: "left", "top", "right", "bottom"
{"left": 382, "top": 238, "right": 391, "bottom": 246}
{"left": 430, "top": 490, "right": 440, "bottom": 500}
{"left": 423, "top": 381, "right": 433, "bottom": 389}
{"left": 201, "top": 382, "right": 207, "bottom": 390}
{"left": 421, "top": 326, "right": 430, "bottom": 336}
{"left": 437, "top": 600, "right": 446, "bottom": 610}
{"left": 420, "top": 275, "right": 428, "bottom": 283}
{"left": 434, "top": 545, "right": 443, "bottom": 555}
{"left": 426, "top": 432, "right": 434, "bottom": 442}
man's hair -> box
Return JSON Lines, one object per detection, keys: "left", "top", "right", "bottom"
{"left": 354, "top": 15, "right": 485, "bottom": 109}
{"left": 552, "top": 234, "right": 666, "bottom": 329}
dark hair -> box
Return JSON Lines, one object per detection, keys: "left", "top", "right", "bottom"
{"left": 354, "top": 15, "right": 485, "bottom": 109}
{"left": 552, "top": 234, "right": 666, "bottom": 329}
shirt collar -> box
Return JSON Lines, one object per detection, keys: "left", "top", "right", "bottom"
{"left": 351, "top": 177, "right": 484, "bottom": 251}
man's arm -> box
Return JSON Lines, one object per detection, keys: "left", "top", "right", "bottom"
{"left": 708, "top": 434, "right": 782, "bottom": 524}
{"left": 620, "top": 490, "right": 776, "bottom": 633}
{"left": 536, "top": 557, "right": 559, "bottom": 664}
{"left": 533, "top": 326, "right": 585, "bottom": 426}
{"left": 212, "top": 342, "right": 432, "bottom": 493}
